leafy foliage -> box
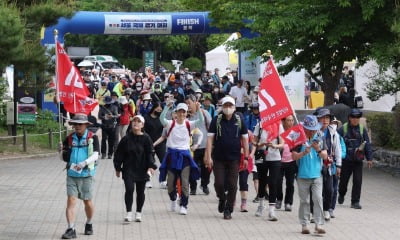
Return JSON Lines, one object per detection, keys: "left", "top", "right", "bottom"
{"left": 366, "top": 111, "right": 400, "bottom": 149}
{"left": 184, "top": 57, "right": 202, "bottom": 72}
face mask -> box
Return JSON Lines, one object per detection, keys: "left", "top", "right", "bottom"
{"left": 136, "top": 87, "right": 142, "bottom": 91}
{"left": 222, "top": 107, "right": 235, "bottom": 115}
{"left": 328, "top": 124, "right": 337, "bottom": 133}
{"left": 143, "top": 100, "right": 149, "bottom": 105}
{"left": 154, "top": 111, "right": 161, "bottom": 117}
{"left": 195, "top": 93, "right": 202, "bottom": 99}
{"left": 213, "top": 88, "right": 219, "bottom": 93}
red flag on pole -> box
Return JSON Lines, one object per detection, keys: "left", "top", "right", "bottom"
{"left": 264, "top": 120, "right": 281, "bottom": 142}
{"left": 280, "top": 124, "right": 307, "bottom": 149}
{"left": 259, "top": 59, "right": 294, "bottom": 130}
{"left": 56, "top": 41, "right": 98, "bottom": 114}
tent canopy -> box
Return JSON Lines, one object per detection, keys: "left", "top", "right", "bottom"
{"left": 205, "top": 33, "right": 239, "bottom": 75}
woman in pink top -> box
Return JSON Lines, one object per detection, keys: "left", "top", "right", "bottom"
{"left": 276, "top": 115, "right": 297, "bottom": 211}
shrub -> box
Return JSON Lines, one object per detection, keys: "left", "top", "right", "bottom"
{"left": 184, "top": 57, "right": 203, "bottom": 72}
{"left": 366, "top": 111, "right": 400, "bottom": 150}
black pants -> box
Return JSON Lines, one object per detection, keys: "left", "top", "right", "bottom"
{"left": 331, "top": 174, "right": 339, "bottom": 210}
{"left": 155, "top": 143, "right": 166, "bottom": 164}
{"left": 213, "top": 160, "right": 239, "bottom": 212}
{"left": 101, "top": 127, "right": 115, "bottom": 156}
{"left": 239, "top": 170, "right": 249, "bottom": 191}
{"left": 339, "top": 161, "right": 363, "bottom": 203}
{"left": 276, "top": 161, "right": 297, "bottom": 205}
{"left": 123, "top": 176, "right": 146, "bottom": 213}
{"left": 190, "top": 149, "right": 211, "bottom": 191}
{"left": 257, "top": 161, "right": 281, "bottom": 203}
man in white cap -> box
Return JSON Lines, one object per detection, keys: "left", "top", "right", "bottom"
{"left": 60, "top": 114, "right": 100, "bottom": 239}
{"left": 158, "top": 102, "right": 204, "bottom": 215}
{"left": 205, "top": 96, "right": 249, "bottom": 220}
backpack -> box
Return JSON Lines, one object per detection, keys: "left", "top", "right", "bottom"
{"left": 167, "top": 120, "right": 191, "bottom": 137}
{"left": 215, "top": 112, "right": 242, "bottom": 139}
{"left": 343, "top": 123, "right": 364, "bottom": 140}
{"left": 62, "top": 131, "right": 94, "bottom": 162}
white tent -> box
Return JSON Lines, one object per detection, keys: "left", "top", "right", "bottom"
{"left": 205, "top": 33, "right": 239, "bottom": 75}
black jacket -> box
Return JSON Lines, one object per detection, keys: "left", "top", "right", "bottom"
{"left": 114, "top": 132, "right": 157, "bottom": 181}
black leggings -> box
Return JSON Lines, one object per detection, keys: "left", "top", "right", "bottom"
{"left": 123, "top": 177, "right": 146, "bottom": 213}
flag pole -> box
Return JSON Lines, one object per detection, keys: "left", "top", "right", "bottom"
{"left": 54, "top": 29, "right": 63, "bottom": 145}
{"left": 269, "top": 57, "right": 300, "bottom": 124}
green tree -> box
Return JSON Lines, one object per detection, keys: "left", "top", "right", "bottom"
{"left": 184, "top": 57, "right": 202, "bottom": 72}
{"left": 197, "top": 0, "right": 398, "bottom": 105}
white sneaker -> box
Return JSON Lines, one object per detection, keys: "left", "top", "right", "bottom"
{"left": 146, "top": 181, "right": 153, "bottom": 188}
{"left": 268, "top": 210, "right": 278, "bottom": 221}
{"left": 255, "top": 205, "right": 265, "bottom": 217}
{"left": 124, "top": 212, "right": 133, "bottom": 222}
{"left": 324, "top": 211, "right": 330, "bottom": 221}
{"left": 179, "top": 206, "right": 187, "bottom": 215}
{"left": 135, "top": 212, "right": 142, "bottom": 222}
{"left": 170, "top": 200, "right": 177, "bottom": 212}
{"left": 160, "top": 181, "right": 167, "bottom": 189}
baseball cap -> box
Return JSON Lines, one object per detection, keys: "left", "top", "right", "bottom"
{"left": 132, "top": 115, "right": 145, "bottom": 123}
{"left": 349, "top": 108, "right": 363, "bottom": 118}
{"left": 176, "top": 103, "right": 188, "bottom": 112}
{"left": 221, "top": 96, "right": 235, "bottom": 106}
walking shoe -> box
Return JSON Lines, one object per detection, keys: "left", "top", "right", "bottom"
{"left": 124, "top": 212, "right": 133, "bottom": 222}
{"left": 240, "top": 203, "right": 248, "bottom": 212}
{"left": 190, "top": 189, "right": 196, "bottom": 195}
{"left": 255, "top": 205, "right": 264, "bottom": 217}
{"left": 145, "top": 181, "right": 152, "bottom": 188}
{"left": 179, "top": 206, "right": 188, "bottom": 215}
{"left": 201, "top": 186, "right": 210, "bottom": 195}
{"left": 61, "top": 228, "right": 76, "bottom": 239}
{"left": 160, "top": 181, "right": 167, "bottom": 189}
{"left": 101, "top": 155, "right": 106, "bottom": 159}
{"left": 329, "top": 209, "right": 335, "bottom": 218}
{"left": 315, "top": 226, "right": 326, "bottom": 234}
{"left": 218, "top": 200, "right": 226, "bottom": 213}
{"left": 275, "top": 200, "right": 282, "bottom": 210}
{"left": 351, "top": 202, "right": 362, "bottom": 209}
{"left": 301, "top": 226, "right": 310, "bottom": 234}
{"left": 108, "top": 155, "right": 112, "bottom": 159}
{"left": 84, "top": 223, "right": 93, "bottom": 235}
{"left": 268, "top": 211, "right": 278, "bottom": 221}
{"left": 170, "top": 200, "right": 177, "bottom": 212}
{"left": 338, "top": 195, "right": 344, "bottom": 204}
{"left": 284, "top": 204, "right": 292, "bottom": 212}
{"left": 135, "top": 212, "right": 142, "bottom": 222}
{"left": 223, "top": 209, "right": 232, "bottom": 220}
{"left": 324, "top": 211, "right": 330, "bottom": 221}
{"left": 252, "top": 197, "right": 259, "bottom": 203}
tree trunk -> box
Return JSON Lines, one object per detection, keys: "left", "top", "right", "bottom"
{"left": 322, "top": 69, "right": 341, "bottom": 106}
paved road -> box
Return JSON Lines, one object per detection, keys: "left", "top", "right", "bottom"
{"left": 0, "top": 156, "right": 399, "bottom": 240}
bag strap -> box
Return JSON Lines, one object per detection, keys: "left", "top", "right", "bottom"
{"left": 167, "top": 120, "right": 191, "bottom": 137}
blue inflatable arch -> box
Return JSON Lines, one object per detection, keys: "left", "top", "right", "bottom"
{"left": 42, "top": 11, "right": 225, "bottom": 44}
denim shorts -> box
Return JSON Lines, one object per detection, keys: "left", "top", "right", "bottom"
{"left": 66, "top": 176, "right": 94, "bottom": 200}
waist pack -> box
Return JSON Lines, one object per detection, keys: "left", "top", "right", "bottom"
{"left": 254, "top": 150, "right": 265, "bottom": 164}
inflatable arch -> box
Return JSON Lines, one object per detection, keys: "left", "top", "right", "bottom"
{"left": 41, "top": 11, "right": 225, "bottom": 44}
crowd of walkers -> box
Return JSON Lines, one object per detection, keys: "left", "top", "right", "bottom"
{"left": 59, "top": 66, "right": 373, "bottom": 239}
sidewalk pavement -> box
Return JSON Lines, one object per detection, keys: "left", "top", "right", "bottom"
{"left": 0, "top": 156, "right": 399, "bottom": 240}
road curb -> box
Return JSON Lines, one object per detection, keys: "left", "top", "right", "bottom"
{"left": 0, "top": 152, "right": 58, "bottom": 161}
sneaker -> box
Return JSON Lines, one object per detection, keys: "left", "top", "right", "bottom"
{"left": 218, "top": 200, "right": 226, "bottom": 213}
{"left": 275, "top": 200, "right": 282, "bottom": 210}
{"left": 190, "top": 189, "right": 196, "bottom": 195}
{"left": 160, "top": 181, "right": 167, "bottom": 189}
{"left": 179, "top": 206, "right": 188, "bottom": 215}
{"left": 170, "top": 200, "right": 177, "bottom": 212}
{"left": 223, "top": 209, "right": 232, "bottom": 220}
{"left": 268, "top": 210, "right": 278, "bottom": 221}
{"left": 329, "top": 209, "right": 335, "bottom": 218}
{"left": 301, "top": 226, "right": 310, "bottom": 234}
{"left": 284, "top": 204, "right": 292, "bottom": 212}
{"left": 255, "top": 205, "right": 264, "bottom": 217}
{"left": 124, "top": 212, "right": 133, "bottom": 222}
{"left": 84, "top": 223, "right": 93, "bottom": 235}
{"left": 145, "top": 181, "right": 152, "bottom": 188}
{"left": 201, "top": 186, "right": 210, "bottom": 195}
{"left": 315, "top": 226, "right": 326, "bottom": 234}
{"left": 324, "top": 211, "right": 330, "bottom": 221}
{"left": 101, "top": 155, "right": 106, "bottom": 159}
{"left": 240, "top": 203, "right": 248, "bottom": 212}
{"left": 338, "top": 195, "right": 344, "bottom": 204}
{"left": 61, "top": 228, "right": 76, "bottom": 239}
{"left": 252, "top": 197, "right": 259, "bottom": 203}
{"left": 351, "top": 202, "right": 362, "bottom": 209}
{"left": 135, "top": 212, "right": 142, "bottom": 222}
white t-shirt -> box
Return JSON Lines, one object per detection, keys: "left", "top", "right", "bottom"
{"left": 165, "top": 120, "right": 195, "bottom": 150}
{"left": 253, "top": 123, "right": 284, "bottom": 161}
{"left": 229, "top": 86, "right": 248, "bottom": 107}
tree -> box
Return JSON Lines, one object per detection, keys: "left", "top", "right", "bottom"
{"left": 195, "top": 0, "right": 398, "bottom": 106}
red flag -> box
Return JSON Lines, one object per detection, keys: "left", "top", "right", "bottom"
{"left": 259, "top": 59, "right": 293, "bottom": 129}
{"left": 56, "top": 41, "right": 97, "bottom": 114}
{"left": 280, "top": 124, "right": 307, "bottom": 149}
{"left": 264, "top": 120, "right": 281, "bottom": 142}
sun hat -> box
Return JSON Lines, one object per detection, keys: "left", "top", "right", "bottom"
{"left": 69, "top": 114, "right": 92, "bottom": 125}
{"left": 301, "top": 115, "right": 321, "bottom": 131}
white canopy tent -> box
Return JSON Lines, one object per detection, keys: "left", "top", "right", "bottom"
{"left": 205, "top": 33, "right": 239, "bottom": 75}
